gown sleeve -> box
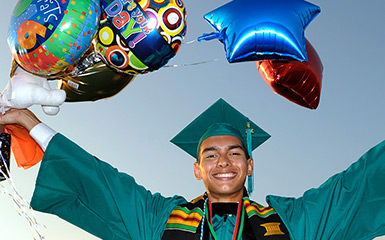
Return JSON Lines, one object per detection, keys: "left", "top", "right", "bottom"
{"left": 267, "top": 139, "right": 385, "bottom": 240}
{"left": 30, "top": 133, "right": 187, "bottom": 240}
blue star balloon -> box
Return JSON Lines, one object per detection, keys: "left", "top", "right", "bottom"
{"left": 198, "top": 0, "right": 320, "bottom": 63}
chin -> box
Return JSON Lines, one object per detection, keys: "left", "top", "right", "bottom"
{"left": 216, "top": 185, "right": 243, "bottom": 196}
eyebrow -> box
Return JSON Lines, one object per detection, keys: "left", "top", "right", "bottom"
{"left": 201, "top": 145, "right": 244, "bottom": 154}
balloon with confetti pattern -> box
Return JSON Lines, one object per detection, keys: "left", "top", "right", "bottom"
{"left": 7, "top": 0, "right": 101, "bottom": 76}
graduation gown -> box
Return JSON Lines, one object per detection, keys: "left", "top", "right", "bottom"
{"left": 31, "top": 134, "right": 385, "bottom": 239}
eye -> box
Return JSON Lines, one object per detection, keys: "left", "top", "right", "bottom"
{"left": 204, "top": 153, "right": 218, "bottom": 160}
{"left": 229, "top": 151, "right": 243, "bottom": 158}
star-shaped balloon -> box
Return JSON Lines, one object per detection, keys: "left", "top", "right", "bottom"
{"left": 198, "top": 0, "right": 320, "bottom": 63}
{"left": 257, "top": 39, "right": 324, "bottom": 109}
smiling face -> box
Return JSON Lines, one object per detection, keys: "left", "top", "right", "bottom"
{"left": 194, "top": 135, "right": 253, "bottom": 202}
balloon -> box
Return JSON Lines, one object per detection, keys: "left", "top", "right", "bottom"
{"left": 4, "top": 43, "right": 136, "bottom": 105}
{"left": 96, "top": 0, "right": 187, "bottom": 74}
{"left": 56, "top": 49, "right": 137, "bottom": 102}
{"left": 7, "top": 0, "right": 101, "bottom": 76}
{"left": 5, "top": 0, "right": 187, "bottom": 105}
{"left": 256, "top": 39, "right": 323, "bottom": 109}
{"left": 0, "top": 130, "right": 11, "bottom": 181}
{"left": 198, "top": 0, "right": 320, "bottom": 63}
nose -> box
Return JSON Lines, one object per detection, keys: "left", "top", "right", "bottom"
{"left": 217, "top": 154, "right": 230, "bottom": 167}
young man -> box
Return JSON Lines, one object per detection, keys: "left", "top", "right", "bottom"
{"left": 1, "top": 99, "right": 385, "bottom": 240}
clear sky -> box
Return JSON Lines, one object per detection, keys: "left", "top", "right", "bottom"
{"left": 1, "top": 0, "right": 385, "bottom": 239}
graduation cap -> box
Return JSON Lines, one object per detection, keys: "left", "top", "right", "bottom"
{"left": 170, "top": 98, "right": 270, "bottom": 193}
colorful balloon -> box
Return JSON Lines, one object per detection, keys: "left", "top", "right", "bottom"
{"left": 198, "top": 0, "right": 320, "bottom": 63}
{"left": 256, "top": 39, "right": 323, "bottom": 109}
{"left": 7, "top": 0, "right": 101, "bottom": 76}
{"left": 6, "top": 0, "right": 187, "bottom": 103}
{"left": 96, "top": 0, "right": 187, "bottom": 74}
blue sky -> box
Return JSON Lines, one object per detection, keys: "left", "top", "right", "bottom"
{"left": 1, "top": 0, "right": 385, "bottom": 239}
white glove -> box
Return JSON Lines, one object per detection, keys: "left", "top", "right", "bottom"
{"left": 1, "top": 67, "right": 66, "bottom": 115}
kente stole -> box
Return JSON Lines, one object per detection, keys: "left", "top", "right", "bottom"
{"left": 161, "top": 193, "right": 291, "bottom": 240}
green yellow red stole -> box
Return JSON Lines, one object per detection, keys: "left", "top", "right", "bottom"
{"left": 161, "top": 191, "right": 291, "bottom": 240}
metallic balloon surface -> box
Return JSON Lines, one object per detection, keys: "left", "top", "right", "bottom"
{"left": 57, "top": 51, "right": 137, "bottom": 102}
{"left": 7, "top": 0, "right": 101, "bottom": 76}
{"left": 257, "top": 39, "right": 323, "bottom": 109}
{"left": 96, "top": 0, "right": 187, "bottom": 74}
{"left": 199, "top": 0, "right": 320, "bottom": 63}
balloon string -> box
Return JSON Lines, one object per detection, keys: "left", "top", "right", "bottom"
{"left": 0, "top": 151, "right": 47, "bottom": 240}
{"left": 165, "top": 58, "right": 221, "bottom": 68}
{"left": 165, "top": 38, "right": 223, "bottom": 68}
{"left": 182, "top": 39, "right": 198, "bottom": 45}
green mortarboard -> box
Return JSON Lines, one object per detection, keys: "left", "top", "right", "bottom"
{"left": 170, "top": 98, "right": 270, "bottom": 193}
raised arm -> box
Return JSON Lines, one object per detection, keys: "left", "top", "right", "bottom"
{"left": 268, "top": 139, "right": 385, "bottom": 240}
{"left": 31, "top": 132, "right": 187, "bottom": 239}
{"left": 1, "top": 108, "right": 187, "bottom": 239}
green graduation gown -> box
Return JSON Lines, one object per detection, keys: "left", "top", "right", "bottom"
{"left": 31, "top": 134, "right": 385, "bottom": 239}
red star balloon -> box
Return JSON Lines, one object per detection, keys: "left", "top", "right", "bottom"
{"left": 257, "top": 39, "right": 323, "bottom": 109}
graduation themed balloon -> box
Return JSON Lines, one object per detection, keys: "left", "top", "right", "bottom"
{"left": 198, "top": 0, "right": 320, "bottom": 63}
{"left": 7, "top": 0, "right": 101, "bottom": 76}
{"left": 256, "top": 39, "right": 323, "bottom": 109}
{"left": 96, "top": 0, "right": 187, "bottom": 74}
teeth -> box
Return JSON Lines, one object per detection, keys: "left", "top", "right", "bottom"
{"left": 215, "top": 173, "right": 235, "bottom": 178}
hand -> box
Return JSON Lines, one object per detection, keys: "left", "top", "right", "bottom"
{"left": 0, "top": 108, "right": 41, "bottom": 132}
{"left": 1, "top": 67, "right": 66, "bottom": 115}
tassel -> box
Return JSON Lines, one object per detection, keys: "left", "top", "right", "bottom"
{"left": 246, "top": 120, "right": 254, "bottom": 194}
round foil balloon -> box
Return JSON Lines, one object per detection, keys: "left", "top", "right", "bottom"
{"left": 56, "top": 50, "right": 137, "bottom": 102}
{"left": 7, "top": 0, "right": 101, "bottom": 76}
{"left": 257, "top": 39, "right": 323, "bottom": 109}
{"left": 96, "top": 0, "right": 187, "bottom": 74}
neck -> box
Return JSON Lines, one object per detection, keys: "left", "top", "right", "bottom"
{"left": 207, "top": 190, "right": 244, "bottom": 203}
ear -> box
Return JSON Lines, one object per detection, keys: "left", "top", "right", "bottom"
{"left": 193, "top": 162, "right": 202, "bottom": 180}
{"left": 247, "top": 158, "right": 253, "bottom": 176}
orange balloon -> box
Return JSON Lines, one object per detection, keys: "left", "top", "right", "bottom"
{"left": 256, "top": 39, "right": 323, "bottom": 109}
